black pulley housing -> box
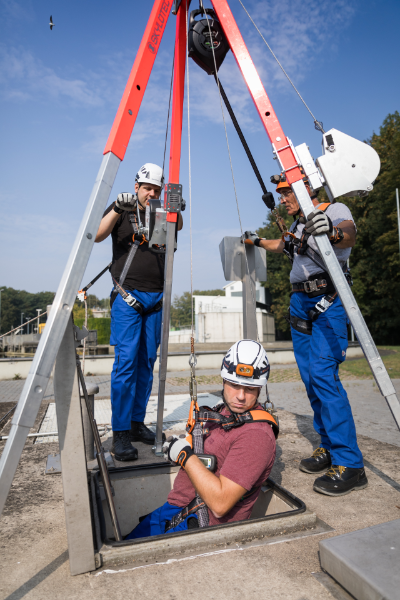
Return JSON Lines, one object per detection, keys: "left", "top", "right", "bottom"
{"left": 188, "top": 9, "right": 230, "bottom": 75}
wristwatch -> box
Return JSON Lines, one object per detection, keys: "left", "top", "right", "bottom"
{"left": 330, "top": 227, "right": 344, "bottom": 245}
{"left": 113, "top": 202, "right": 124, "bottom": 215}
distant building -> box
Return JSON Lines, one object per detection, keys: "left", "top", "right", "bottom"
{"left": 91, "top": 308, "right": 110, "bottom": 319}
{"left": 168, "top": 282, "right": 275, "bottom": 344}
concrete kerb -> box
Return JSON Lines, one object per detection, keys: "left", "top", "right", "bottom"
{"left": 98, "top": 510, "right": 317, "bottom": 567}
{"left": 0, "top": 345, "right": 364, "bottom": 380}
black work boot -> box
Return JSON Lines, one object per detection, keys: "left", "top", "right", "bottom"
{"left": 111, "top": 431, "right": 138, "bottom": 461}
{"left": 313, "top": 465, "right": 368, "bottom": 496}
{"left": 299, "top": 447, "right": 331, "bottom": 474}
{"left": 130, "top": 421, "right": 166, "bottom": 446}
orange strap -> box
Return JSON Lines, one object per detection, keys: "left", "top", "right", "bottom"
{"left": 318, "top": 202, "right": 331, "bottom": 212}
{"left": 249, "top": 410, "right": 278, "bottom": 428}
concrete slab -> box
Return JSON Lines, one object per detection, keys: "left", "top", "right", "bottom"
{"left": 319, "top": 519, "right": 400, "bottom": 600}
{"left": 268, "top": 378, "right": 400, "bottom": 447}
{"left": 33, "top": 393, "right": 221, "bottom": 443}
{"left": 1, "top": 395, "right": 400, "bottom": 599}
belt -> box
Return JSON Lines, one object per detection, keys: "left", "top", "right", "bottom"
{"left": 292, "top": 271, "right": 335, "bottom": 298}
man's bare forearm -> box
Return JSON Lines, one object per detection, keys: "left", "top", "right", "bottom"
{"left": 258, "top": 238, "right": 284, "bottom": 253}
{"left": 184, "top": 456, "right": 245, "bottom": 518}
{"left": 95, "top": 208, "right": 120, "bottom": 242}
{"left": 334, "top": 220, "right": 356, "bottom": 249}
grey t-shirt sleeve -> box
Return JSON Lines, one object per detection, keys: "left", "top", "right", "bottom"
{"left": 288, "top": 202, "right": 355, "bottom": 283}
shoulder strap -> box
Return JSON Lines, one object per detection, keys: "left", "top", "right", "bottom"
{"left": 128, "top": 211, "right": 139, "bottom": 234}
{"left": 252, "top": 410, "right": 279, "bottom": 438}
{"left": 197, "top": 404, "right": 279, "bottom": 438}
{"left": 318, "top": 202, "right": 331, "bottom": 212}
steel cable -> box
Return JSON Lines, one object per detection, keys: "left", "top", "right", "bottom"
{"left": 162, "top": 50, "right": 176, "bottom": 178}
{"left": 186, "top": 3, "right": 194, "bottom": 339}
{"left": 204, "top": 11, "right": 260, "bottom": 342}
{"left": 237, "top": 0, "right": 325, "bottom": 134}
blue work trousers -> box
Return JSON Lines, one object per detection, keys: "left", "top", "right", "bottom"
{"left": 110, "top": 290, "right": 163, "bottom": 431}
{"left": 125, "top": 502, "right": 196, "bottom": 539}
{"left": 290, "top": 292, "right": 363, "bottom": 468}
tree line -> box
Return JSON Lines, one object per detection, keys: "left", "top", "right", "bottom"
{"left": 0, "top": 289, "right": 110, "bottom": 336}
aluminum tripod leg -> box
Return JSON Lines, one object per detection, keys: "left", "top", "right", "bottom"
{"left": 292, "top": 179, "right": 400, "bottom": 430}
{"left": 0, "top": 152, "right": 120, "bottom": 517}
{"left": 54, "top": 318, "right": 96, "bottom": 575}
{"left": 242, "top": 244, "right": 258, "bottom": 340}
{"left": 154, "top": 221, "right": 176, "bottom": 455}
{"left": 76, "top": 359, "right": 122, "bottom": 542}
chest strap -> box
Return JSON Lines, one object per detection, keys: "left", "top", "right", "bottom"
{"left": 285, "top": 202, "right": 331, "bottom": 262}
{"left": 197, "top": 403, "right": 279, "bottom": 439}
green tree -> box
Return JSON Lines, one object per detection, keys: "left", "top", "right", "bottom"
{"left": 170, "top": 292, "right": 193, "bottom": 328}
{"left": 73, "top": 293, "right": 110, "bottom": 321}
{"left": 0, "top": 287, "right": 55, "bottom": 335}
{"left": 342, "top": 112, "right": 400, "bottom": 344}
{"left": 193, "top": 289, "right": 225, "bottom": 296}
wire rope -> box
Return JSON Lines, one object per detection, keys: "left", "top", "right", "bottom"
{"left": 186, "top": 2, "right": 194, "bottom": 340}
{"left": 204, "top": 10, "right": 260, "bottom": 342}
{"left": 237, "top": 0, "right": 325, "bottom": 134}
{"left": 162, "top": 51, "right": 176, "bottom": 178}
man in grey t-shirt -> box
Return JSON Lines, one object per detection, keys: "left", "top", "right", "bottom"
{"left": 243, "top": 175, "right": 368, "bottom": 497}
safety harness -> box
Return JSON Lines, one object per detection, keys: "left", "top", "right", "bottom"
{"left": 196, "top": 402, "right": 279, "bottom": 437}
{"left": 109, "top": 208, "right": 163, "bottom": 316}
{"left": 281, "top": 202, "right": 353, "bottom": 332}
{"left": 283, "top": 202, "right": 331, "bottom": 264}
{"left": 164, "top": 400, "right": 279, "bottom": 533}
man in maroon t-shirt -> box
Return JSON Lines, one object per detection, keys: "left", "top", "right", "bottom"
{"left": 126, "top": 340, "right": 277, "bottom": 540}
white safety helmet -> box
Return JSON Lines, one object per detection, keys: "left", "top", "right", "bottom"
{"left": 135, "top": 163, "right": 164, "bottom": 188}
{"left": 221, "top": 340, "right": 270, "bottom": 387}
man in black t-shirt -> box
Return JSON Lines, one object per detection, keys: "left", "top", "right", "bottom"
{"left": 95, "top": 163, "right": 183, "bottom": 461}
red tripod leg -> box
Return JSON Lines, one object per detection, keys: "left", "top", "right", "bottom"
{"left": 103, "top": 0, "right": 173, "bottom": 161}
{"left": 211, "top": 0, "right": 302, "bottom": 185}
{"left": 168, "top": 0, "right": 189, "bottom": 188}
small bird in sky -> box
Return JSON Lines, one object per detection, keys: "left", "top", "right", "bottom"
{"left": 49, "top": 16, "right": 54, "bottom": 30}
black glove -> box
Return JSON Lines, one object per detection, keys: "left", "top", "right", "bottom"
{"left": 115, "top": 193, "right": 137, "bottom": 212}
{"left": 304, "top": 209, "right": 333, "bottom": 236}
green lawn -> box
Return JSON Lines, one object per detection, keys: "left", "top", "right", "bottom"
{"left": 340, "top": 346, "right": 400, "bottom": 379}
{"left": 166, "top": 347, "right": 400, "bottom": 387}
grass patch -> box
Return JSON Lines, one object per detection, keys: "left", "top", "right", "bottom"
{"left": 167, "top": 347, "right": 400, "bottom": 387}
{"left": 340, "top": 346, "right": 400, "bottom": 379}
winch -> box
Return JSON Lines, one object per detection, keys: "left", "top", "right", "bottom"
{"left": 188, "top": 8, "right": 230, "bottom": 75}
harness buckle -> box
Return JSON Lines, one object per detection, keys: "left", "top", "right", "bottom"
{"left": 303, "top": 278, "right": 326, "bottom": 293}
{"left": 125, "top": 293, "right": 138, "bottom": 308}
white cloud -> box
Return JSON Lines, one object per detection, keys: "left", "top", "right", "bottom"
{"left": 240, "top": 0, "right": 357, "bottom": 85}
{"left": 184, "top": 0, "right": 358, "bottom": 131}
{"left": 0, "top": 0, "right": 34, "bottom": 22}
{"left": 0, "top": 45, "right": 104, "bottom": 106}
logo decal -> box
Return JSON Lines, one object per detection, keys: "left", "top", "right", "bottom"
{"left": 148, "top": 1, "right": 170, "bottom": 56}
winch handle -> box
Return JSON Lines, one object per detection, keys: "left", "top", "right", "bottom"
{"left": 190, "top": 7, "right": 217, "bottom": 26}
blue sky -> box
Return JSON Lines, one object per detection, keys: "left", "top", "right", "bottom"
{"left": 1, "top": 0, "right": 399, "bottom": 301}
